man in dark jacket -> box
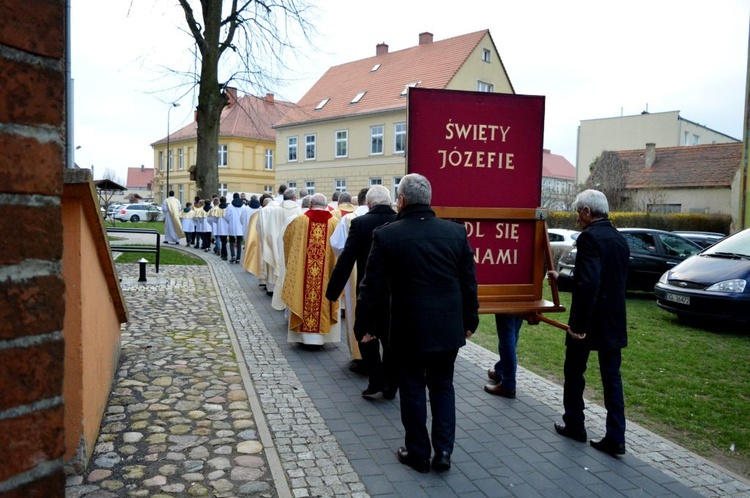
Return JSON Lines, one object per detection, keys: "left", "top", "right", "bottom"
{"left": 548, "top": 189, "right": 630, "bottom": 456}
{"left": 326, "top": 185, "right": 398, "bottom": 398}
{"left": 355, "top": 174, "right": 479, "bottom": 473}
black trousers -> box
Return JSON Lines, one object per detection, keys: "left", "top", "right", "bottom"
{"left": 398, "top": 349, "right": 458, "bottom": 460}
{"left": 360, "top": 338, "right": 398, "bottom": 393}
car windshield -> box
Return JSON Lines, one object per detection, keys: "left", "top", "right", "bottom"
{"left": 702, "top": 229, "right": 750, "bottom": 258}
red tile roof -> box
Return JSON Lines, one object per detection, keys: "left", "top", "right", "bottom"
{"left": 616, "top": 143, "right": 742, "bottom": 189}
{"left": 275, "top": 30, "right": 506, "bottom": 127}
{"left": 542, "top": 149, "right": 575, "bottom": 180}
{"left": 126, "top": 167, "right": 154, "bottom": 189}
{"left": 153, "top": 92, "right": 295, "bottom": 145}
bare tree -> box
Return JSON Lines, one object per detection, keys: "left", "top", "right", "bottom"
{"left": 584, "top": 151, "right": 631, "bottom": 211}
{"left": 102, "top": 167, "right": 124, "bottom": 186}
{"left": 172, "top": 0, "right": 315, "bottom": 198}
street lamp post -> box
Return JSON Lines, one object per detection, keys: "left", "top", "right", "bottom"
{"left": 166, "top": 102, "right": 180, "bottom": 199}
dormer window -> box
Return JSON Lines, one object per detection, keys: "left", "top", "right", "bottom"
{"left": 401, "top": 81, "right": 420, "bottom": 96}
{"left": 315, "top": 98, "right": 330, "bottom": 110}
{"left": 371, "top": 64, "right": 381, "bottom": 72}
{"left": 351, "top": 91, "right": 366, "bottom": 104}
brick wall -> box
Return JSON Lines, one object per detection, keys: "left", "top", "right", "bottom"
{"left": 0, "top": 0, "right": 67, "bottom": 496}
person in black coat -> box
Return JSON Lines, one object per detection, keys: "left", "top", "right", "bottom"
{"left": 548, "top": 189, "right": 630, "bottom": 456}
{"left": 355, "top": 174, "right": 479, "bottom": 473}
{"left": 326, "top": 185, "right": 398, "bottom": 398}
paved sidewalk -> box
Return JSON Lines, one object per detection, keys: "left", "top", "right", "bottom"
{"left": 66, "top": 238, "right": 750, "bottom": 497}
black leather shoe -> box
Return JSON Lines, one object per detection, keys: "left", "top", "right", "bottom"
{"left": 484, "top": 383, "right": 516, "bottom": 398}
{"left": 361, "top": 386, "right": 383, "bottom": 398}
{"left": 554, "top": 422, "right": 587, "bottom": 443}
{"left": 431, "top": 451, "right": 451, "bottom": 472}
{"left": 396, "top": 447, "right": 429, "bottom": 473}
{"left": 590, "top": 437, "right": 626, "bottom": 456}
{"left": 487, "top": 368, "right": 499, "bottom": 382}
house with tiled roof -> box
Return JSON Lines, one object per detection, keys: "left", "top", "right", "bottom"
{"left": 151, "top": 90, "right": 295, "bottom": 204}
{"left": 125, "top": 165, "right": 154, "bottom": 198}
{"left": 616, "top": 142, "right": 743, "bottom": 227}
{"left": 577, "top": 111, "right": 739, "bottom": 186}
{"left": 541, "top": 149, "right": 576, "bottom": 210}
{"left": 273, "top": 30, "right": 514, "bottom": 199}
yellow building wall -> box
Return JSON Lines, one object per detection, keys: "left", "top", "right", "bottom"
{"left": 446, "top": 33, "right": 514, "bottom": 94}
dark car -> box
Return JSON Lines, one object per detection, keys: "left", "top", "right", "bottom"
{"left": 557, "top": 228, "right": 702, "bottom": 292}
{"left": 672, "top": 231, "right": 725, "bottom": 249}
{"left": 654, "top": 228, "right": 750, "bottom": 324}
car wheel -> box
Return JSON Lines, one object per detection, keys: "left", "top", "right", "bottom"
{"left": 130, "top": 215, "right": 140, "bottom": 222}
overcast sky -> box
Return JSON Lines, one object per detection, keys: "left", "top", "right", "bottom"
{"left": 71, "top": 0, "right": 749, "bottom": 184}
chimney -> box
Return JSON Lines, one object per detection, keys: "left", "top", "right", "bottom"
{"left": 224, "top": 86, "right": 238, "bottom": 106}
{"left": 265, "top": 93, "right": 274, "bottom": 103}
{"left": 141, "top": 164, "right": 144, "bottom": 171}
{"left": 645, "top": 143, "right": 656, "bottom": 169}
{"left": 419, "top": 32, "right": 433, "bottom": 45}
{"left": 376, "top": 42, "right": 389, "bottom": 56}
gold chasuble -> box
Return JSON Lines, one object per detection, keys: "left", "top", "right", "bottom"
{"left": 242, "top": 211, "right": 262, "bottom": 277}
{"left": 282, "top": 209, "right": 341, "bottom": 345}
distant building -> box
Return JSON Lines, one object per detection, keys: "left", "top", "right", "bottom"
{"left": 273, "top": 30, "right": 514, "bottom": 199}
{"left": 541, "top": 149, "right": 576, "bottom": 210}
{"left": 619, "top": 142, "right": 742, "bottom": 229}
{"left": 577, "top": 110, "right": 739, "bottom": 186}
{"left": 126, "top": 165, "right": 154, "bottom": 201}
{"left": 151, "top": 90, "right": 294, "bottom": 204}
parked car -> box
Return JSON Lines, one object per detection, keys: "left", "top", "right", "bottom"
{"left": 654, "top": 228, "right": 750, "bottom": 324}
{"left": 557, "top": 228, "right": 702, "bottom": 291}
{"left": 105, "top": 203, "right": 122, "bottom": 219}
{"left": 672, "top": 231, "right": 725, "bottom": 249}
{"left": 548, "top": 228, "right": 580, "bottom": 249}
{"left": 114, "top": 204, "right": 165, "bottom": 222}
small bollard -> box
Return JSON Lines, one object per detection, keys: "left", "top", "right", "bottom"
{"left": 138, "top": 258, "right": 148, "bottom": 282}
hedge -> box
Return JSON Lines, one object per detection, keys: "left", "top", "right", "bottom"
{"left": 545, "top": 211, "right": 731, "bottom": 235}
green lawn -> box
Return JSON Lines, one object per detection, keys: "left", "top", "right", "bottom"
{"left": 105, "top": 220, "right": 165, "bottom": 232}
{"left": 470, "top": 286, "right": 750, "bottom": 478}
{"left": 113, "top": 246, "right": 206, "bottom": 266}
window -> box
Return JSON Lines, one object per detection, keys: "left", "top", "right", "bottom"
{"left": 351, "top": 91, "right": 366, "bottom": 104}
{"left": 394, "top": 122, "right": 406, "bottom": 153}
{"left": 476, "top": 80, "right": 494, "bottom": 92}
{"left": 315, "top": 98, "right": 330, "bottom": 110}
{"left": 218, "top": 145, "right": 228, "bottom": 167}
{"left": 369, "top": 177, "right": 382, "bottom": 186}
{"left": 168, "top": 150, "right": 174, "bottom": 171}
{"left": 401, "top": 81, "right": 419, "bottom": 96}
{"left": 482, "top": 48, "right": 491, "bottom": 63}
{"left": 264, "top": 185, "right": 273, "bottom": 195}
{"left": 684, "top": 131, "right": 690, "bottom": 145}
{"left": 288, "top": 136, "right": 298, "bottom": 162}
{"left": 178, "top": 184, "right": 184, "bottom": 203}
{"left": 334, "top": 179, "right": 347, "bottom": 192}
{"left": 287, "top": 181, "right": 297, "bottom": 190}
{"left": 219, "top": 183, "right": 228, "bottom": 198}
{"left": 692, "top": 134, "right": 700, "bottom": 145}
{"left": 159, "top": 151, "right": 164, "bottom": 171}
{"left": 305, "top": 180, "right": 316, "bottom": 195}
{"left": 393, "top": 176, "right": 402, "bottom": 201}
{"left": 265, "top": 149, "right": 274, "bottom": 170}
{"left": 178, "top": 148, "right": 184, "bottom": 170}
{"left": 647, "top": 203, "right": 681, "bottom": 214}
{"left": 335, "top": 130, "right": 348, "bottom": 158}
{"left": 305, "top": 134, "right": 316, "bottom": 160}
{"left": 370, "top": 125, "right": 384, "bottom": 155}
{"left": 371, "top": 63, "right": 381, "bottom": 72}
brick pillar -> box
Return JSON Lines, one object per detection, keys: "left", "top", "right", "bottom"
{"left": 0, "top": 0, "right": 67, "bottom": 496}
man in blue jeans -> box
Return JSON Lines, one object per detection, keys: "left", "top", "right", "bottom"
{"left": 484, "top": 314, "right": 523, "bottom": 398}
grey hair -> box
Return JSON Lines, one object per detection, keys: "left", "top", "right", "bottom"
{"left": 366, "top": 185, "right": 391, "bottom": 206}
{"left": 397, "top": 173, "right": 431, "bottom": 205}
{"left": 301, "top": 195, "right": 312, "bottom": 208}
{"left": 338, "top": 191, "right": 352, "bottom": 203}
{"left": 572, "top": 189, "right": 609, "bottom": 217}
{"left": 310, "top": 193, "right": 328, "bottom": 208}
{"left": 283, "top": 189, "right": 297, "bottom": 201}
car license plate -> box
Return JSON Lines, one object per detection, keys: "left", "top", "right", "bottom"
{"left": 665, "top": 293, "right": 690, "bottom": 305}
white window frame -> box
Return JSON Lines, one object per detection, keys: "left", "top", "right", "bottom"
{"left": 178, "top": 184, "right": 184, "bottom": 203}
{"left": 335, "top": 130, "right": 348, "bottom": 158}
{"left": 369, "top": 177, "right": 383, "bottom": 186}
{"left": 370, "top": 125, "right": 384, "bottom": 155}
{"left": 219, "top": 183, "right": 228, "bottom": 198}
{"left": 159, "top": 151, "right": 164, "bottom": 171}
{"left": 264, "top": 185, "right": 273, "bottom": 195}
{"left": 218, "top": 145, "right": 228, "bottom": 167}
{"left": 287, "top": 181, "right": 297, "bottom": 190}
{"left": 482, "top": 48, "right": 491, "bottom": 63}
{"left": 394, "top": 122, "right": 406, "bottom": 153}
{"left": 265, "top": 149, "right": 274, "bottom": 170}
{"left": 334, "top": 179, "right": 347, "bottom": 192}
{"left": 178, "top": 148, "right": 184, "bottom": 170}
{"left": 288, "top": 136, "right": 298, "bottom": 162}
{"left": 393, "top": 176, "right": 402, "bottom": 201}
{"left": 305, "top": 134, "right": 316, "bottom": 160}
{"left": 168, "top": 150, "right": 174, "bottom": 171}
{"left": 305, "top": 180, "right": 316, "bottom": 195}
{"left": 477, "top": 80, "right": 494, "bottom": 92}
